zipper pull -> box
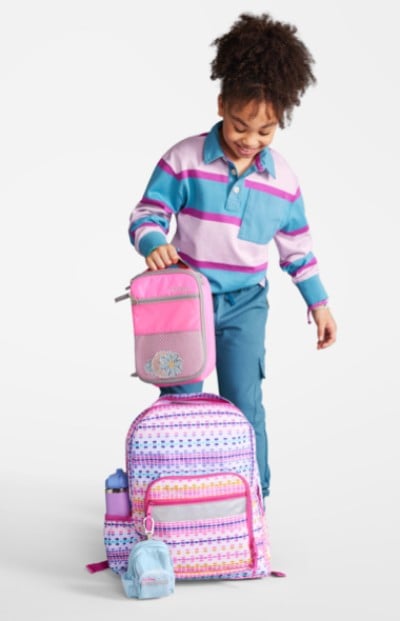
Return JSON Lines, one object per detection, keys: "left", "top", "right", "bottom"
{"left": 143, "top": 515, "right": 155, "bottom": 539}
{"left": 114, "top": 292, "right": 130, "bottom": 303}
{"left": 114, "top": 285, "right": 130, "bottom": 303}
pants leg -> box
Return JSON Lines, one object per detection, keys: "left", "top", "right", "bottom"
{"left": 214, "top": 285, "right": 270, "bottom": 497}
{"left": 159, "top": 283, "right": 270, "bottom": 496}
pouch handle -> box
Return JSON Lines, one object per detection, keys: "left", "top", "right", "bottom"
{"left": 114, "top": 258, "right": 192, "bottom": 303}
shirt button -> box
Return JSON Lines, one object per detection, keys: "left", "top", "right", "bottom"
{"left": 231, "top": 168, "right": 237, "bottom": 176}
{"left": 233, "top": 185, "right": 240, "bottom": 194}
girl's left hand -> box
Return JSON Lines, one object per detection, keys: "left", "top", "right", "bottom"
{"left": 311, "top": 307, "right": 337, "bottom": 349}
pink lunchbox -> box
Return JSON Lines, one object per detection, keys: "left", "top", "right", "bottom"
{"left": 115, "top": 264, "right": 216, "bottom": 386}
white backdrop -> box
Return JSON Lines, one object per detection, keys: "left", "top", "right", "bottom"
{"left": 1, "top": 1, "right": 399, "bottom": 619}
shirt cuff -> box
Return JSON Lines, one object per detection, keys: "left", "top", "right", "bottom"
{"left": 308, "top": 299, "right": 329, "bottom": 310}
{"left": 296, "top": 275, "right": 328, "bottom": 308}
{"left": 138, "top": 231, "right": 168, "bottom": 257}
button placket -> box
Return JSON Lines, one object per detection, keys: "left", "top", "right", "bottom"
{"left": 225, "top": 180, "right": 243, "bottom": 211}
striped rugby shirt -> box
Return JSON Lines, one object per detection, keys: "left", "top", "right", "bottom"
{"left": 129, "top": 121, "right": 328, "bottom": 307}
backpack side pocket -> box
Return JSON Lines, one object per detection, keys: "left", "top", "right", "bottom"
{"left": 104, "top": 516, "right": 140, "bottom": 575}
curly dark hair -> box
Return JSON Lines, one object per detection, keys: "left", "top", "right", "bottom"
{"left": 210, "top": 13, "right": 316, "bottom": 127}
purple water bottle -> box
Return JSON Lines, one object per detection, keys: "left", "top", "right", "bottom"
{"left": 105, "top": 468, "right": 130, "bottom": 517}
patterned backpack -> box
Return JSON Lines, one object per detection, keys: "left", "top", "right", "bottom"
{"left": 102, "top": 393, "right": 275, "bottom": 580}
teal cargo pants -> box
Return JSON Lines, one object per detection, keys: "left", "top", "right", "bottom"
{"left": 160, "top": 283, "right": 270, "bottom": 497}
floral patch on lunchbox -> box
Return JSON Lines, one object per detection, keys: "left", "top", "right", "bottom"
{"left": 145, "top": 351, "right": 183, "bottom": 378}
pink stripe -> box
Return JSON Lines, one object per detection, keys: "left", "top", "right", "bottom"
{"left": 245, "top": 179, "right": 301, "bottom": 202}
{"left": 283, "top": 257, "right": 317, "bottom": 277}
{"left": 158, "top": 159, "right": 228, "bottom": 183}
{"left": 133, "top": 223, "right": 167, "bottom": 252}
{"left": 141, "top": 196, "right": 174, "bottom": 213}
{"left": 182, "top": 207, "right": 242, "bottom": 226}
{"left": 131, "top": 222, "right": 162, "bottom": 238}
{"left": 255, "top": 154, "right": 264, "bottom": 173}
{"left": 279, "top": 225, "right": 309, "bottom": 237}
{"left": 295, "top": 257, "right": 317, "bottom": 276}
{"left": 179, "top": 251, "right": 267, "bottom": 273}
{"left": 174, "top": 218, "right": 268, "bottom": 268}
{"left": 309, "top": 299, "right": 328, "bottom": 310}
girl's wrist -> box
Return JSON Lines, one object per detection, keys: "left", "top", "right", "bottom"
{"left": 309, "top": 301, "right": 329, "bottom": 311}
{"left": 307, "top": 303, "right": 329, "bottom": 324}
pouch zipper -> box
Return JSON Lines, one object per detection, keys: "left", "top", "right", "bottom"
{"left": 130, "top": 293, "right": 199, "bottom": 305}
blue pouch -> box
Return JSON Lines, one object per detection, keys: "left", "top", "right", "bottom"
{"left": 121, "top": 538, "right": 175, "bottom": 599}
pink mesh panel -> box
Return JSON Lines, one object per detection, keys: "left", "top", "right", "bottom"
{"left": 135, "top": 330, "right": 204, "bottom": 381}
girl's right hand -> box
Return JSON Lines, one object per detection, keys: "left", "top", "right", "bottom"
{"left": 145, "top": 244, "right": 180, "bottom": 270}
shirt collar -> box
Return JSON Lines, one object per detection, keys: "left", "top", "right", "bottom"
{"left": 203, "top": 121, "right": 276, "bottom": 178}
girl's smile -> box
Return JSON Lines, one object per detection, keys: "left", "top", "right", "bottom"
{"left": 218, "top": 97, "right": 279, "bottom": 170}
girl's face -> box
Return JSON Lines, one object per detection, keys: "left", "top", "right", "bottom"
{"left": 218, "top": 96, "right": 279, "bottom": 165}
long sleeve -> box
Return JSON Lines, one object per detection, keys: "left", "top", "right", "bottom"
{"left": 274, "top": 190, "right": 328, "bottom": 308}
{"left": 129, "top": 153, "right": 186, "bottom": 258}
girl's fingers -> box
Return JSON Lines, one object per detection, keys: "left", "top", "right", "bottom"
{"left": 146, "top": 245, "right": 180, "bottom": 270}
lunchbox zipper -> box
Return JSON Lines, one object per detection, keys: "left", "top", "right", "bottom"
{"left": 130, "top": 293, "right": 199, "bottom": 305}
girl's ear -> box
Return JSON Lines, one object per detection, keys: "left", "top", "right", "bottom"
{"left": 217, "top": 94, "right": 224, "bottom": 118}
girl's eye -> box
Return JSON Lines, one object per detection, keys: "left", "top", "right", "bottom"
{"left": 234, "top": 126, "right": 271, "bottom": 137}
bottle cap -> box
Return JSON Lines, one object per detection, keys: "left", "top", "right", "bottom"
{"left": 105, "top": 468, "right": 128, "bottom": 490}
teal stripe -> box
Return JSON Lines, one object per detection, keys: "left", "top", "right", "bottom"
{"left": 280, "top": 252, "right": 314, "bottom": 276}
{"left": 296, "top": 275, "right": 328, "bottom": 307}
{"left": 280, "top": 194, "right": 308, "bottom": 233}
{"left": 130, "top": 215, "right": 169, "bottom": 236}
{"left": 138, "top": 231, "right": 168, "bottom": 257}
{"left": 144, "top": 166, "right": 185, "bottom": 214}
{"left": 186, "top": 265, "right": 267, "bottom": 294}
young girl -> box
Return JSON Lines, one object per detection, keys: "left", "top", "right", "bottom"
{"left": 128, "top": 13, "right": 337, "bottom": 499}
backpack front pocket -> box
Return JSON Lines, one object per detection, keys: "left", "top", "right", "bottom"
{"left": 144, "top": 473, "right": 256, "bottom": 579}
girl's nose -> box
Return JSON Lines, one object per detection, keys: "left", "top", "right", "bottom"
{"left": 243, "top": 136, "right": 259, "bottom": 148}
{"left": 243, "top": 141, "right": 258, "bottom": 149}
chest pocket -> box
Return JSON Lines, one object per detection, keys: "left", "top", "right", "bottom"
{"left": 238, "top": 192, "right": 287, "bottom": 245}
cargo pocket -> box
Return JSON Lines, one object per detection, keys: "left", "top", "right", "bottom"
{"left": 104, "top": 516, "right": 141, "bottom": 574}
{"left": 259, "top": 353, "right": 266, "bottom": 380}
